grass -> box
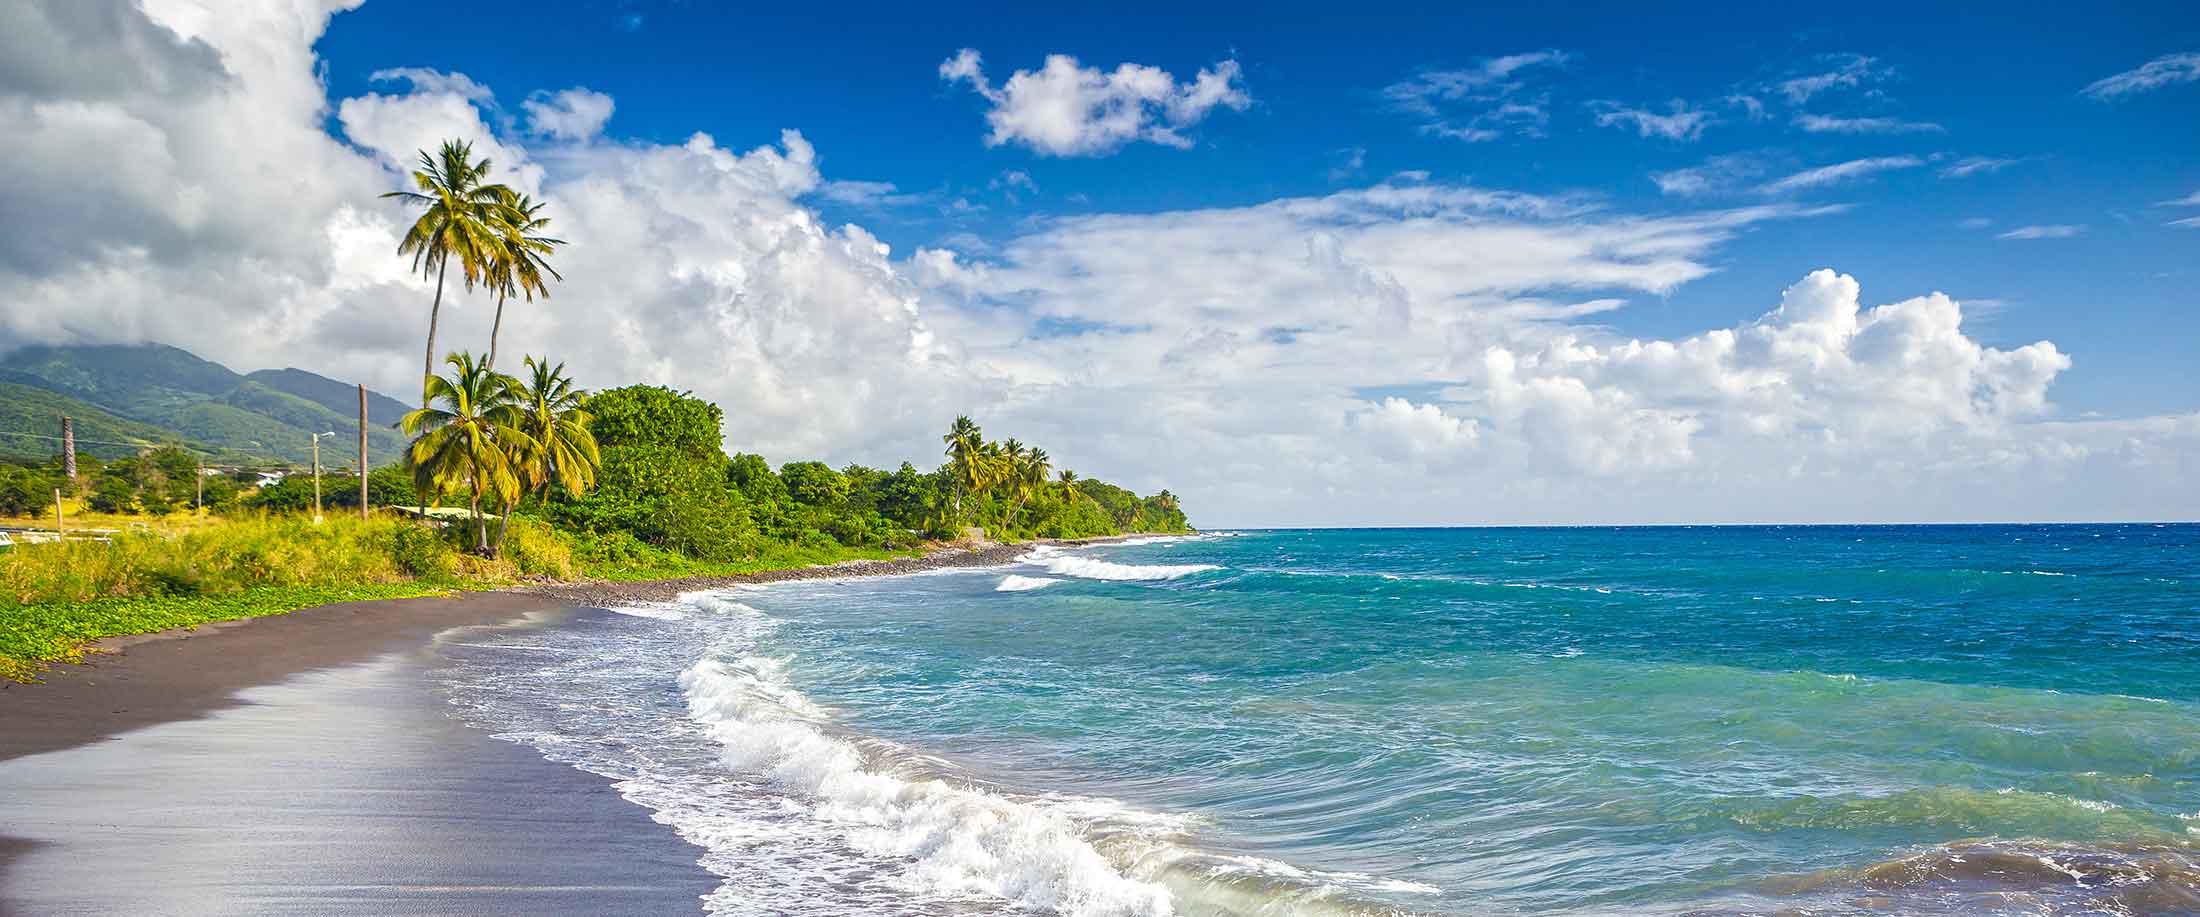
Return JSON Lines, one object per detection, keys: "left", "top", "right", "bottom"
{"left": 0, "top": 510, "right": 925, "bottom": 681}
{"left": 0, "top": 583, "right": 453, "bottom": 682}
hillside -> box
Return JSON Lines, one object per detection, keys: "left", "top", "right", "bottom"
{"left": 0, "top": 383, "right": 195, "bottom": 463}
{"left": 0, "top": 344, "right": 408, "bottom": 467}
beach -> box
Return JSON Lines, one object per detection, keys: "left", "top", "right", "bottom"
{"left": 0, "top": 539, "right": 1060, "bottom": 916}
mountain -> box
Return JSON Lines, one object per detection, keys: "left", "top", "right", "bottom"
{"left": 0, "top": 344, "right": 409, "bottom": 467}
{"left": 0, "top": 382, "right": 193, "bottom": 464}
{"left": 246, "top": 368, "right": 411, "bottom": 430}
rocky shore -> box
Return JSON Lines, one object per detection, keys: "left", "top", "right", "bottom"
{"left": 514, "top": 536, "right": 1129, "bottom": 608}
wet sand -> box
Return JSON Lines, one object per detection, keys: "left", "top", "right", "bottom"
{"left": 0, "top": 613, "right": 719, "bottom": 916}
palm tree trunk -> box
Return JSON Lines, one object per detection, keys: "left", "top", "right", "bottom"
{"left": 485, "top": 289, "right": 506, "bottom": 371}
{"left": 422, "top": 257, "right": 448, "bottom": 408}
{"left": 492, "top": 478, "right": 540, "bottom": 557}
{"left": 416, "top": 258, "right": 448, "bottom": 522}
{"left": 468, "top": 473, "right": 486, "bottom": 555}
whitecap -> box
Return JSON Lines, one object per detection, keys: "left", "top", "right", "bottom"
{"left": 997, "top": 574, "right": 1063, "bottom": 592}
{"left": 1021, "top": 545, "right": 1221, "bottom": 582}
{"left": 679, "top": 655, "right": 1179, "bottom": 916}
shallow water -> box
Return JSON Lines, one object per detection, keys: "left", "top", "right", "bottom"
{"left": 435, "top": 525, "right": 2200, "bottom": 915}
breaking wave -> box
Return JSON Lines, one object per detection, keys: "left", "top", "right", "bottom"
{"left": 999, "top": 574, "right": 1064, "bottom": 591}
{"left": 1023, "top": 545, "right": 1222, "bottom": 582}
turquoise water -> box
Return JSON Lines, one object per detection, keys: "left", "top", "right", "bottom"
{"left": 439, "top": 526, "right": 2200, "bottom": 915}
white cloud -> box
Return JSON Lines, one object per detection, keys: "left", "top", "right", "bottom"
{"left": 1941, "top": 156, "right": 2020, "bottom": 178}
{"left": 1996, "top": 224, "right": 2084, "bottom": 240}
{"left": 370, "top": 67, "right": 493, "bottom": 103}
{"left": 1794, "top": 113, "right": 1943, "bottom": 134}
{"left": 1725, "top": 94, "right": 1768, "bottom": 120}
{"left": 2168, "top": 216, "right": 2200, "bottom": 229}
{"left": 521, "top": 87, "right": 614, "bottom": 141}
{"left": 1758, "top": 156, "right": 1923, "bottom": 194}
{"left": 937, "top": 49, "right": 1249, "bottom": 156}
{"left": 1383, "top": 51, "right": 1569, "bottom": 142}
{"left": 1651, "top": 152, "right": 1770, "bottom": 196}
{"left": 2081, "top": 51, "right": 2200, "bottom": 100}
{"left": 1, "top": 0, "right": 2193, "bottom": 526}
{"left": 1958, "top": 217, "right": 1993, "bottom": 229}
{"left": 1589, "top": 99, "right": 1714, "bottom": 141}
{"left": 817, "top": 179, "right": 925, "bottom": 207}
{"left": 1774, "top": 53, "right": 1891, "bottom": 104}
{"left": 2158, "top": 190, "right": 2200, "bottom": 206}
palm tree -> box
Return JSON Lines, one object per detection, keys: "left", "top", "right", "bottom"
{"left": 941, "top": 416, "right": 984, "bottom": 521}
{"left": 402, "top": 352, "right": 532, "bottom": 554}
{"left": 491, "top": 356, "right": 599, "bottom": 552}
{"left": 1008, "top": 446, "right": 1050, "bottom": 530}
{"left": 483, "top": 194, "right": 565, "bottom": 371}
{"left": 384, "top": 140, "right": 516, "bottom": 405}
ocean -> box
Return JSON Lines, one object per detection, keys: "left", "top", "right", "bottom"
{"left": 433, "top": 525, "right": 2200, "bottom": 915}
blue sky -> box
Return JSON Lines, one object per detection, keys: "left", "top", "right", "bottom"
{"left": 313, "top": 0, "right": 2200, "bottom": 418}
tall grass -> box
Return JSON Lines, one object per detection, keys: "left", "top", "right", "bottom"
{"left": 0, "top": 513, "right": 581, "bottom": 680}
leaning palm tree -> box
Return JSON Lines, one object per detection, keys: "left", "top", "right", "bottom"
{"left": 482, "top": 194, "right": 565, "bottom": 371}
{"left": 384, "top": 140, "right": 516, "bottom": 404}
{"left": 491, "top": 356, "right": 599, "bottom": 552}
{"left": 1008, "top": 446, "right": 1051, "bottom": 530}
{"left": 402, "top": 352, "right": 532, "bottom": 554}
{"left": 941, "top": 416, "right": 985, "bottom": 521}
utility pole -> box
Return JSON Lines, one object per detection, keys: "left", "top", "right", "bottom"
{"left": 61, "top": 416, "right": 76, "bottom": 481}
{"left": 358, "top": 384, "right": 370, "bottom": 520}
{"left": 196, "top": 459, "right": 205, "bottom": 515}
{"left": 54, "top": 488, "right": 64, "bottom": 537}
{"left": 311, "top": 430, "right": 335, "bottom": 524}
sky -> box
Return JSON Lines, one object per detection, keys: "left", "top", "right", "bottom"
{"left": 1, "top": 0, "right": 2197, "bottom": 525}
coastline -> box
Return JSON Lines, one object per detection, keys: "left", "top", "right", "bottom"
{"left": 0, "top": 536, "right": 1104, "bottom": 765}
{"left": 0, "top": 535, "right": 1127, "bottom": 915}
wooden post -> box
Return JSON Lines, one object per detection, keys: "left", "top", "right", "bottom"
{"left": 196, "top": 459, "right": 205, "bottom": 515}
{"left": 54, "top": 488, "right": 64, "bottom": 537}
{"left": 358, "top": 384, "right": 370, "bottom": 520}
{"left": 61, "top": 416, "right": 76, "bottom": 480}
{"left": 311, "top": 433, "right": 324, "bottom": 524}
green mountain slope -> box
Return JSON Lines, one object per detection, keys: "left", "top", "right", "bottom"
{"left": 246, "top": 368, "right": 411, "bottom": 429}
{"left": 0, "top": 344, "right": 408, "bottom": 467}
{"left": 0, "top": 382, "right": 197, "bottom": 463}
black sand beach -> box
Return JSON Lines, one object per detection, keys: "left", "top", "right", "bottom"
{"left": 0, "top": 540, "right": 1065, "bottom": 915}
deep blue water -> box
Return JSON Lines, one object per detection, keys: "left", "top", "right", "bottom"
{"left": 439, "top": 525, "right": 2200, "bottom": 915}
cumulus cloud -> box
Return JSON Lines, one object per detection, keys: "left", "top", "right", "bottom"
{"left": 2081, "top": 51, "right": 2200, "bottom": 100}
{"left": 937, "top": 48, "right": 1249, "bottom": 156}
{"left": 1793, "top": 113, "right": 1943, "bottom": 134}
{"left": 1, "top": 0, "right": 2193, "bottom": 525}
{"left": 1383, "top": 50, "right": 1569, "bottom": 142}
{"left": 1758, "top": 156, "right": 1923, "bottom": 194}
{"left": 1589, "top": 99, "right": 1714, "bottom": 141}
{"left": 521, "top": 87, "right": 614, "bottom": 140}
{"left": 1996, "top": 224, "right": 2084, "bottom": 240}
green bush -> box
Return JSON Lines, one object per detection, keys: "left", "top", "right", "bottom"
{"left": 390, "top": 523, "right": 454, "bottom": 579}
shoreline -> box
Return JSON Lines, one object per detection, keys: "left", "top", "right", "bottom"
{"left": 0, "top": 535, "right": 1127, "bottom": 765}
{"left": 0, "top": 535, "right": 1150, "bottom": 912}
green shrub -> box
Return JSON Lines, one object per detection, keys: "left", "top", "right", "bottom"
{"left": 391, "top": 523, "right": 454, "bottom": 579}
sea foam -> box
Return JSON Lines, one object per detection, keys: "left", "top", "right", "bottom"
{"left": 1022, "top": 545, "right": 1221, "bottom": 582}
{"left": 998, "top": 574, "right": 1063, "bottom": 592}
{"left": 678, "top": 652, "right": 1178, "bottom": 917}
